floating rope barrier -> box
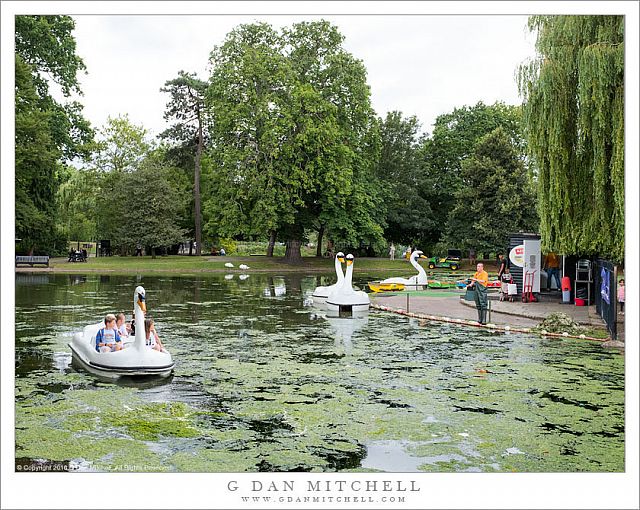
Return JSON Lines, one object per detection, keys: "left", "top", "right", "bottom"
{"left": 369, "top": 303, "right": 607, "bottom": 342}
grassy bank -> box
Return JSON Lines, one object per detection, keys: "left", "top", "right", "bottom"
{"left": 21, "top": 255, "right": 487, "bottom": 275}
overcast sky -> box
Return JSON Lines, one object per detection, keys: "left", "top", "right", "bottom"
{"left": 71, "top": 14, "right": 537, "bottom": 138}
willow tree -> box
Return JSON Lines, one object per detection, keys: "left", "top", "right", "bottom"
{"left": 518, "top": 15, "right": 624, "bottom": 262}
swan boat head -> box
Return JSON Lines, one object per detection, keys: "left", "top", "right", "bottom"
{"left": 312, "top": 251, "right": 346, "bottom": 299}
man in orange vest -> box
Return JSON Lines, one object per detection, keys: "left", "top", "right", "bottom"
{"left": 543, "top": 251, "right": 561, "bottom": 291}
{"left": 468, "top": 262, "right": 489, "bottom": 324}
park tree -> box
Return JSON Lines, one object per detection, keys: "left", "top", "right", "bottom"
{"left": 91, "top": 116, "right": 153, "bottom": 244}
{"left": 205, "top": 23, "right": 294, "bottom": 256}
{"left": 205, "top": 21, "right": 381, "bottom": 261}
{"left": 56, "top": 165, "right": 99, "bottom": 244}
{"left": 376, "top": 111, "right": 434, "bottom": 248}
{"left": 161, "top": 71, "right": 208, "bottom": 255}
{"left": 96, "top": 151, "right": 188, "bottom": 256}
{"left": 15, "top": 15, "right": 93, "bottom": 254}
{"left": 284, "top": 21, "right": 381, "bottom": 258}
{"left": 92, "top": 114, "right": 151, "bottom": 173}
{"left": 444, "top": 128, "right": 538, "bottom": 255}
{"left": 419, "top": 102, "right": 524, "bottom": 249}
{"left": 518, "top": 15, "right": 624, "bottom": 262}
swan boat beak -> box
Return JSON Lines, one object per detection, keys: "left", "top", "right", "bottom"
{"left": 137, "top": 293, "right": 146, "bottom": 313}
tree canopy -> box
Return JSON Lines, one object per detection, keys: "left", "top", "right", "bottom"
{"left": 204, "top": 21, "right": 381, "bottom": 261}
{"left": 518, "top": 15, "right": 624, "bottom": 262}
{"left": 419, "top": 101, "right": 524, "bottom": 250}
{"left": 15, "top": 15, "right": 93, "bottom": 254}
{"left": 444, "top": 127, "right": 538, "bottom": 254}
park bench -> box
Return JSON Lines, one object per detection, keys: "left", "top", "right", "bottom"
{"left": 15, "top": 255, "right": 50, "bottom": 267}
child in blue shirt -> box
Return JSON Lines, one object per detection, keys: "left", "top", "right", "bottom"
{"left": 95, "top": 314, "right": 123, "bottom": 353}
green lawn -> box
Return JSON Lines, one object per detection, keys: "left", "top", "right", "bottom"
{"left": 41, "top": 254, "right": 485, "bottom": 275}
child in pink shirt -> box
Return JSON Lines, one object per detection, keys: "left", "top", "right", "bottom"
{"left": 617, "top": 279, "right": 625, "bottom": 314}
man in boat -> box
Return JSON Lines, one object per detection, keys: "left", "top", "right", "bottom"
{"left": 95, "top": 314, "right": 124, "bottom": 352}
{"left": 467, "top": 262, "right": 489, "bottom": 324}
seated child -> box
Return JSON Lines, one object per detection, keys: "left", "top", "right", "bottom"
{"left": 144, "top": 318, "right": 165, "bottom": 352}
{"left": 95, "top": 314, "right": 124, "bottom": 353}
{"left": 116, "top": 312, "right": 129, "bottom": 339}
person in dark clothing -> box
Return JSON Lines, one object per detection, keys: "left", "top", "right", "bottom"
{"left": 497, "top": 253, "right": 508, "bottom": 280}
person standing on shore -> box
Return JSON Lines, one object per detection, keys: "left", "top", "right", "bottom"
{"left": 543, "top": 251, "right": 561, "bottom": 291}
{"left": 467, "top": 262, "right": 489, "bottom": 324}
{"left": 389, "top": 243, "right": 396, "bottom": 260}
{"left": 617, "top": 279, "right": 625, "bottom": 314}
{"left": 497, "top": 253, "right": 507, "bottom": 280}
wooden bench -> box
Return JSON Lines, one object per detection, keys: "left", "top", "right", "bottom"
{"left": 15, "top": 255, "right": 50, "bottom": 267}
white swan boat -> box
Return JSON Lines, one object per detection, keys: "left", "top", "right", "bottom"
{"left": 312, "top": 252, "right": 345, "bottom": 301}
{"left": 379, "top": 249, "right": 429, "bottom": 288}
{"left": 326, "top": 254, "right": 370, "bottom": 314}
{"left": 68, "top": 286, "right": 174, "bottom": 379}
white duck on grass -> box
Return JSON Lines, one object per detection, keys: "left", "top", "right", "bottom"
{"left": 224, "top": 262, "right": 234, "bottom": 268}
{"left": 312, "top": 252, "right": 345, "bottom": 301}
{"left": 326, "top": 254, "right": 370, "bottom": 314}
{"left": 381, "top": 249, "right": 429, "bottom": 287}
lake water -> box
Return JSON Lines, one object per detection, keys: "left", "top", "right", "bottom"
{"left": 15, "top": 272, "right": 624, "bottom": 472}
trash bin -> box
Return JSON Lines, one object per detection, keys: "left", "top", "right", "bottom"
{"left": 561, "top": 276, "right": 571, "bottom": 303}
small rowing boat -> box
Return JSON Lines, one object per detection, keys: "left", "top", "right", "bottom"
{"left": 368, "top": 282, "right": 406, "bottom": 293}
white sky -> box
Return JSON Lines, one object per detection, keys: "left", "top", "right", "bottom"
{"left": 71, "top": 14, "right": 537, "bottom": 137}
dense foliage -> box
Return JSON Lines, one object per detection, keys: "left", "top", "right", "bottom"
{"left": 444, "top": 128, "right": 538, "bottom": 254}
{"left": 20, "top": 16, "right": 624, "bottom": 262}
{"left": 518, "top": 15, "right": 624, "bottom": 262}
{"left": 15, "top": 15, "right": 93, "bottom": 254}
{"left": 204, "top": 21, "right": 383, "bottom": 261}
{"left": 419, "top": 102, "right": 525, "bottom": 252}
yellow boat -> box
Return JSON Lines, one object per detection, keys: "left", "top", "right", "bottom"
{"left": 368, "top": 282, "right": 406, "bottom": 293}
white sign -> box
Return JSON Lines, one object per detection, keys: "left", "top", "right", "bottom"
{"left": 509, "top": 244, "right": 525, "bottom": 267}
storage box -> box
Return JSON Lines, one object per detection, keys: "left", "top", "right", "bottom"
{"left": 575, "top": 298, "right": 586, "bottom": 306}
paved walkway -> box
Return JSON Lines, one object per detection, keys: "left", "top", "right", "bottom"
{"left": 370, "top": 290, "right": 623, "bottom": 341}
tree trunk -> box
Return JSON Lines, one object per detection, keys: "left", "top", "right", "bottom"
{"left": 194, "top": 119, "right": 203, "bottom": 257}
{"left": 151, "top": 247, "right": 156, "bottom": 259}
{"left": 284, "top": 240, "right": 303, "bottom": 264}
{"left": 266, "top": 230, "right": 277, "bottom": 257}
{"left": 316, "top": 225, "right": 325, "bottom": 257}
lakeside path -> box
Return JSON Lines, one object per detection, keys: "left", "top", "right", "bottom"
{"left": 370, "top": 290, "right": 625, "bottom": 344}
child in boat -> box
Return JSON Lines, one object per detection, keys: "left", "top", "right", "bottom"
{"left": 95, "top": 314, "right": 124, "bottom": 353}
{"left": 116, "top": 313, "right": 129, "bottom": 338}
{"left": 144, "top": 318, "right": 165, "bottom": 352}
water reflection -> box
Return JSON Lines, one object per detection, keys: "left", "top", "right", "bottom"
{"left": 324, "top": 310, "right": 369, "bottom": 354}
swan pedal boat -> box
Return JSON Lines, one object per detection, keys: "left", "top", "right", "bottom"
{"left": 380, "top": 250, "right": 429, "bottom": 288}
{"left": 69, "top": 286, "right": 174, "bottom": 379}
{"left": 326, "top": 254, "right": 371, "bottom": 314}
